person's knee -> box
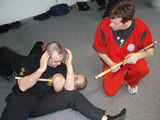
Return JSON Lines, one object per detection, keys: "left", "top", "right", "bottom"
{"left": 136, "top": 60, "right": 150, "bottom": 74}
{"left": 35, "top": 41, "right": 44, "bottom": 45}
{"left": 103, "top": 83, "right": 118, "bottom": 97}
{"left": 74, "top": 74, "right": 87, "bottom": 90}
{"left": 0, "top": 46, "right": 7, "bottom": 57}
{"left": 138, "top": 66, "right": 150, "bottom": 75}
{"left": 52, "top": 73, "right": 65, "bottom": 92}
{"left": 141, "top": 64, "right": 150, "bottom": 73}
{"left": 103, "top": 88, "right": 117, "bottom": 97}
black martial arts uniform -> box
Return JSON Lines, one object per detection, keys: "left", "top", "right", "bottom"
{"left": 1, "top": 44, "right": 105, "bottom": 120}
{"left": 0, "top": 41, "right": 44, "bottom": 77}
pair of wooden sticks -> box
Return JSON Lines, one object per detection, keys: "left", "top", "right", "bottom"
{"left": 15, "top": 41, "right": 157, "bottom": 81}
{"left": 94, "top": 41, "right": 157, "bottom": 79}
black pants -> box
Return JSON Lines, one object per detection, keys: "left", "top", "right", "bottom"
{"left": 1, "top": 42, "right": 105, "bottom": 119}
{"left": 0, "top": 41, "right": 44, "bottom": 74}
{"left": 1, "top": 90, "right": 105, "bottom": 120}
{"left": 96, "top": 0, "right": 106, "bottom": 7}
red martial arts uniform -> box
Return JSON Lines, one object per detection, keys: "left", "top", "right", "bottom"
{"left": 93, "top": 17, "right": 153, "bottom": 96}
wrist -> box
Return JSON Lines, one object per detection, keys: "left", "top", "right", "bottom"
{"left": 138, "top": 52, "right": 145, "bottom": 59}
{"left": 67, "top": 64, "right": 73, "bottom": 69}
{"left": 37, "top": 69, "right": 44, "bottom": 74}
{"left": 108, "top": 61, "right": 114, "bottom": 67}
{"left": 66, "top": 63, "right": 72, "bottom": 67}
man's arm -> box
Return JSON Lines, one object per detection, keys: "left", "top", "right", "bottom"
{"left": 123, "top": 47, "right": 154, "bottom": 65}
{"left": 18, "top": 51, "right": 50, "bottom": 92}
{"left": 64, "top": 48, "right": 75, "bottom": 91}
{"left": 139, "top": 47, "right": 154, "bottom": 59}
{"left": 97, "top": 52, "right": 121, "bottom": 73}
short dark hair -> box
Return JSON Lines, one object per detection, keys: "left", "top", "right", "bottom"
{"left": 109, "top": 0, "right": 135, "bottom": 23}
{"left": 45, "top": 42, "right": 63, "bottom": 56}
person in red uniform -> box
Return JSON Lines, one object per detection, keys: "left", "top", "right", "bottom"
{"left": 93, "top": 0, "right": 154, "bottom": 96}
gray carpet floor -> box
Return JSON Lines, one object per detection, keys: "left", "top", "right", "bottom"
{"left": 0, "top": 0, "right": 160, "bottom": 120}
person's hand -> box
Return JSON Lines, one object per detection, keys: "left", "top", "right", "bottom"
{"left": 123, "top": 53, "right": 141, "bottom": 65}
{"left": 65, "top": 48, "right": 73, "bottom": 67}
{"left": 110, "top": 62, "right": 121, "bottom": 73}
{"left": 39, "top": 51, "right": 50, "bottom": 72}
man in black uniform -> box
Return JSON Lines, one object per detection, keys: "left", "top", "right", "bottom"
{"left": 0, "top": 41, "right": 45, "bottom": 80}
{"left": 1, "top": 42, "right": 126, "bottom": 120}
{"left": 0, "top": 41, "right": 87, "bottom": 90}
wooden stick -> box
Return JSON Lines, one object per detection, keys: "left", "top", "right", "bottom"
{"left": 15, "top": 77, "right": 52, "bottom": 82}
{"left": 15, "top": 77, "right": 83, "bottom": 83}
{"left": 94, "top": 41, "right": 157, "bottom": 79}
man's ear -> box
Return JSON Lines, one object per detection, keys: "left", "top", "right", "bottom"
{"left": 124, "top": 20, "right": 132, "bottom": 28}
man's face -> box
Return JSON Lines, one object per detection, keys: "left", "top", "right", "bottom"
{"left": 109, "top": 17, "right": 126, "bottom": 31}
{"left": 48, "top": 52, "right": 63, "bottom": 68}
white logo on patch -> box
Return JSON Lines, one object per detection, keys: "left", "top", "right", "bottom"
{"left": 127, "top": 44, "right": 135, "bottom": 52}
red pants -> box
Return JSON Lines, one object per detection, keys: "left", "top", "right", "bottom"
{"left": 103, "top": 59, "right": 150, "bottom": 96}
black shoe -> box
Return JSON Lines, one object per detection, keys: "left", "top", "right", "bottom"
{"left": 10, "top": 21, "right": 22, "bottom": 29}
{"left": 108, "top": 108, "right": 126, "bottom": 120}
{"left": 69, "top": 6, "right": 73, "bottom": 10}
{"left": 0, "top": 74, "right": 11, "bottom": 80}
{"left": 98, "top": 6, "right": 105, "bottom": 11}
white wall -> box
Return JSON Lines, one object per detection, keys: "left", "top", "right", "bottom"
{"left": 0, "top": 0, "right": 88, "bottom": 25}
{"left": 151, "top": 0, "right": 160, "bottom": 8}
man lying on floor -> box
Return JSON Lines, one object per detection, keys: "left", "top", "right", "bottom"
{"left": 0, "top": 41, "right": 87, "bottom": 90}
{"left": 0, "top": 41, "right": 126, "bottom": 120}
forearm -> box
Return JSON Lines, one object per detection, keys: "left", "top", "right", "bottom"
{"left": 97, "top": 52, "right": 114, "bottom": 67}
{"left": 138, "top": 47, "right": 154, "bottom": 59}
{"left": 18, "top": 69, "right": 43, "bottom": 92}
{"left": 64, "top": 65, "right": 75, "bottom": 91}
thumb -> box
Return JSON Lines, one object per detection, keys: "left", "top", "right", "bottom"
{"left": 125, "top": 54, "right": 131, "bottom": 59}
